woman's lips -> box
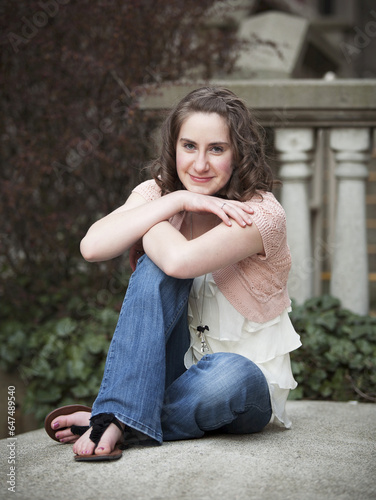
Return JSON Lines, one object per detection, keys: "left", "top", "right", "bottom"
{"left": 189, "top": 175, "right": 213, "bottom": 183}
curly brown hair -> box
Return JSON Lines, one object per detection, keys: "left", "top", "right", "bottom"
{"left": 150, "top": 86, "right": 276, "bottom": 201}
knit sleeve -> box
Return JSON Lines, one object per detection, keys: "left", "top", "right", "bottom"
{"left": 246, "top": 192, "right": 287, "bottom": 260}
{"left": 132, "top": 179, "right": 162, "bottom": 201}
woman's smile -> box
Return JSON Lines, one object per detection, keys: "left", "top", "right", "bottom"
{"left": 189, "top": 174, "right": 214, "bottom": 183}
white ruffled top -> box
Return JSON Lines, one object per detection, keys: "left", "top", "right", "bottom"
{"left": 184, "top": 274, "right": 302, "bottom": 429}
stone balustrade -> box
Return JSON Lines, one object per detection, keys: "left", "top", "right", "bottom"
{"left": 140, "top": 80, "right": 376, "bottom": 315}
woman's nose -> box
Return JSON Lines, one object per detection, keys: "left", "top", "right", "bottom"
{"left": 194, "top": 152, "right": 209, "bottom": 172}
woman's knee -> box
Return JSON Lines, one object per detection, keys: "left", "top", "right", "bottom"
{"left": 129, "top": 256, "right": 193, "bottom": 331}
{"left": 130, "top": 255, "right": 174, "bottom": 299}
{"left": 136, "top": 255, "right": 191, "bottom": 293}
{"left": 195, "top": 353, "right": 268, "bottom": 401}
{"left": 198, "top": 352, "right": 265, "bottom": 382}
{"left": 135, "top": 255, "right": 166, "bottom": 283}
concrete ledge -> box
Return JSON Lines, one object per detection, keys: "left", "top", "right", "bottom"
{"left": 139, "top": 80, "right": 376, "bottom": 127}
{"left": 1, "top": 401, "right": 375, "bottom": 500}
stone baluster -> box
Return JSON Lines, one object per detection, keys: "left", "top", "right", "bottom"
{"left": 275, "top": 128, "right": 314, "bottom": 303}
{"left": 329, "top": 128, "right": 370, "bottom": 316}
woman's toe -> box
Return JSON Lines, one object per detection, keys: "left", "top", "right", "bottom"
{"left": 51, "top": 411, "right": 91, "bottom": 432}
{"left": 73, "top": 430, "right": 95, "bottom": 456}
{"left": 95, "top": 423, "right": 122, "bottom": 455}
{"left": 56, "top": 429, "right": 80, "bottom": 443}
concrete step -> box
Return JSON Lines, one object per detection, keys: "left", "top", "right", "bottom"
{"left": 1, "top": 401, "right": 375, "bottom": 500}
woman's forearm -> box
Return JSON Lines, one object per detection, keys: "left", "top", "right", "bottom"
{"left": 143, "top": 213, "right": 263, "bottom": 279}
{"left": 80, "top": 191, "right": 184, "bottom": 262}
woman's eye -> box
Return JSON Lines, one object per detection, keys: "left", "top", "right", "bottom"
{"left": 211, "top": 146, "right": 224, "bottom": 153}
{"left": 184, "top": 143, "right": 195, "bottom": 151}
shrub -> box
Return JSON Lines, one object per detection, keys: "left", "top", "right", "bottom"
{"left": 289, "top": 295, "right": 376, "bottom": 402}
{"left": 0, "top": 295, "right": 121, "bottom": 423}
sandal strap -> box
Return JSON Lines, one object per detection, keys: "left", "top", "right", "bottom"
{"left": 89, "top": 413, "right": 123, "bottom": 445}
{"left": 70, "top": 425, "right": 90, "bottom": 436}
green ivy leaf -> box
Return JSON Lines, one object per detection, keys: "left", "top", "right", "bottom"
{"left": 316, "top": 311, "right": 338, "bottom": 332}
{"left": 55, "top": 317, "right": 77, "bottom": 337}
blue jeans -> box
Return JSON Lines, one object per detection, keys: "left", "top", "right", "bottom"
{"left": 92, "top": 255, "right": 272, "bottom": 445}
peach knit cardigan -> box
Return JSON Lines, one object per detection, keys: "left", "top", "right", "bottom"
{"left": 133, "top": 180, "right": 292, "bottom": 323}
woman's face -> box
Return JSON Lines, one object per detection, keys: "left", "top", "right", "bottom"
{"left": 176, "top": 112, "right": 233, "bottom": 196}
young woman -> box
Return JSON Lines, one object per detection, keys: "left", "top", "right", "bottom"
{"left": 45, "top": 87, "right": 301, "bottom": 461}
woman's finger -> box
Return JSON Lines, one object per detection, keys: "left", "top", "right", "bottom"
{"left": 217, "top": 199, "right": 253, "bottom": 213}
{"left": 218, "top": 201, "right": 253, "bottom": 227}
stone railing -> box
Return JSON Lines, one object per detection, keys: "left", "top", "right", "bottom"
{"left": 140, "top": 80, "right": 376, "bottom": 315}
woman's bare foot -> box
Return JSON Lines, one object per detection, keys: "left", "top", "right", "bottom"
{"left": 73, "top": 422, "right": 123, "bottom": 457}
{"left": 51, "top": 411, "right": 91, "bottom": 443}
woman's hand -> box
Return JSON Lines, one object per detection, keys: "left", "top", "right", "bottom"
{"left": 178, "top": 191, "right": 254, "bottom": 228}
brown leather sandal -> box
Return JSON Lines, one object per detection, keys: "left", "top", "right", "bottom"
{"left": 74, "top": 413, "right": 123, "bottom": 462}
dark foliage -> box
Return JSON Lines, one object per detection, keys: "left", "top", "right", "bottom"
{"left": 289, "top": 295, "right": 376, "bottom": 402}
{"left": 1, "top": 0, "right": 239, "bottom": 329}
